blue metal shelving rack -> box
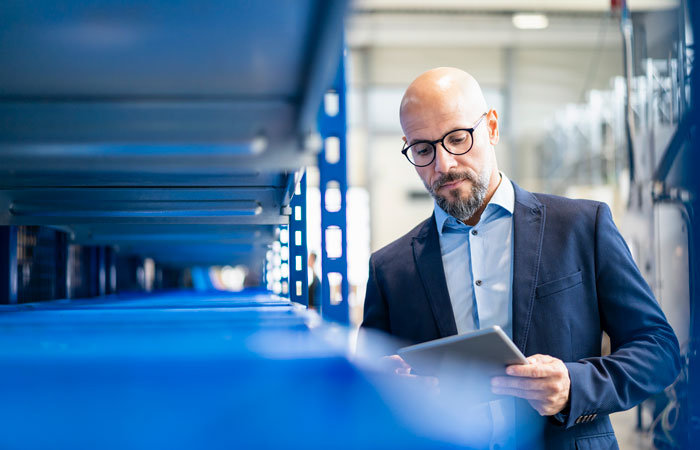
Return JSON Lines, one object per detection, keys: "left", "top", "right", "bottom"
{"left": 317, "top": 54, "right": 350, "bottom": 325}
{"left": 0, "top": 3, "right": 488, "bottom": 448}
{"left": 288, "top": 172, "right": 309, "bottom": 307}
{"left": 0, "top": 0, "right": 349, "bottom": 289}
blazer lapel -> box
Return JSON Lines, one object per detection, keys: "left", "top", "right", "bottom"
{"left": 411, "top": 215, "right": 458, "bottom": 338}
{"left": 511, "top": 183, "right": 545, "bottom": 353}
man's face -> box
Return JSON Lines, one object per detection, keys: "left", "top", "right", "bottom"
{"left": 402, "top": 99, "right": 498, "bottom": 222}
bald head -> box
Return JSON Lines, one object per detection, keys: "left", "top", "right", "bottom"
{"left": 399, "top": 67, "right": 488, "bottom": 133}
{"left": 398, "top": 67, "right": 501, "bottom": 225}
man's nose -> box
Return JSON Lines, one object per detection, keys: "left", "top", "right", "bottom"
{"left": 433, "top": 143, "right": 458, "bottom": 174}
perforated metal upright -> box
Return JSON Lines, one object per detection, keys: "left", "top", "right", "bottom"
{"left": 317, "top": 53, "right": 349, "bottom": 324}
{"left": 288, "top": 173, "right": 309, "bottom": 307}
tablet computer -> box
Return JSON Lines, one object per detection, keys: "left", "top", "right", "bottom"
{"left": 397, "top": 326, "right": 528, "bottom": 403}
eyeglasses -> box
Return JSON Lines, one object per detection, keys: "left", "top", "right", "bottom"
{"left": 401, "top": 112, "right": 488, "bottom": 167}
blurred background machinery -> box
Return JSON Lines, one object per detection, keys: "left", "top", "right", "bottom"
{"left": 537, "top": 3, "right": 697, "bottom": 447}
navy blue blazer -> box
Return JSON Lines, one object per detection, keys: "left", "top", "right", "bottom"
{"left": 361, "top": 182, "right": 680, "bottom": 449}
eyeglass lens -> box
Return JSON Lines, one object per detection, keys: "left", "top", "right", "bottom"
{"left": 407, "top": 129, "right": 473, "bottom": 166}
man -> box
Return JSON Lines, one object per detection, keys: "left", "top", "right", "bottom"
{"left": 308, "top": 251, "right": 320, "bottom": 311}
{"left": 361, "top": 67, "right": 680, "bottom": 449}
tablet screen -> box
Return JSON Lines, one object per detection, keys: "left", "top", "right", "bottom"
{"left": 397, "top": 326, "right": 528, "bottom": 403}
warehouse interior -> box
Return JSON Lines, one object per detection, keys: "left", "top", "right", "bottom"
{"left": 0, "top": 1, "right": 698, "bottom": 449}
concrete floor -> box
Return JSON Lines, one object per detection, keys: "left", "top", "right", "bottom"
{"left": 611, "top": 407, "right": 655, "bottom": 450}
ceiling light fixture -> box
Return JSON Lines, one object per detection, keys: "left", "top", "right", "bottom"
{"left": 512, "top": 13, "right": 549, "bottom": 30}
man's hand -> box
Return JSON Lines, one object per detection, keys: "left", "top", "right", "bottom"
{"left": 381, "top": 355, "right": 439, "bottom": 393}
{"left": 490, "top": 354, "right": 570, "bottom": 416}
{"left": 381, "top": 354, "right": 412, "bottom": 375}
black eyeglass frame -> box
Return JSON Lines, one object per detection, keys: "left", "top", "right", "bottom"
{"left": 401, "top": 112, "right": 488, "bottom": 167}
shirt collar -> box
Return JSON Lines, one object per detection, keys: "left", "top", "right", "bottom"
{"left": 434, "top": 172, "right": 515, "bottom": 234}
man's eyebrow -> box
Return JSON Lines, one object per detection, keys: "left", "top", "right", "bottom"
{"left": 407, "top": 136, "right": 432, "bottom": 146}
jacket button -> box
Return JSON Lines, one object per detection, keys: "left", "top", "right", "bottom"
{"left": 471, "top": 229, "right": 478, "bottom": 236}
{"left": 475, "top": 280, "right": 482, "bottom": 286}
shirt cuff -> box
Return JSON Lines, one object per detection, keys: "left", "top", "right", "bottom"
{"left": 548, "top": 401, "right": 571, "bottom": 427}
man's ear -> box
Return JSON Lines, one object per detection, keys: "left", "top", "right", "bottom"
{"left": 487, "top": 109, "right": 499, "bottom": 146}
{"left": 402, "top": 136, "right": 407, "bottom": 144}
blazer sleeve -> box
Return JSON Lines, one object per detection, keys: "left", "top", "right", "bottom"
{"left": 361, "top": 255, "right": 390, "bottom": 333}
{"left": 561, "top": 203, "right": 681, "bottom": 428}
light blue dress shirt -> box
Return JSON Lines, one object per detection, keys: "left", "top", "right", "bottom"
{"left": 434, "top": 172, "right": 514, "bottom": 337}
{"left": 434, "top": 172, "right": 515, "bottom": 450}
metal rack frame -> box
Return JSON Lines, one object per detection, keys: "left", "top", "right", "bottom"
{"left": 317, "top": 55, "right": 350, "bottom": 324}
{"left": 0, "top": 0, "right": 350, "bottom": 297}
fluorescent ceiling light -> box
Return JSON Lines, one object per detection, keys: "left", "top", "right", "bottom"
{"left": 512, "top": 13, "right": 549, "bottom": 30}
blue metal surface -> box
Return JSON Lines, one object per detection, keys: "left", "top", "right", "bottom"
{"left": 318, "top": 51, "right": 349, "bottom": 324}
{"left": 289, "top": 172, "right": 309, "bottom": 307}
{"left": 0, "top": 1, "right": 343, "bottom": 98}
{"left": 0, "top": 290, "right": 303, "bottom": 330}
{"left": 0, "top": 289, "right": 480, "bottom": 449}
{"left": 67, "top": 224, "right": 277, "bottom": 245}
{"left": 0, "top": 349, "right": 466, "bottom": 450}
{"left": 0, "top": 188, "right": 285, "bottom": 225}
{"left": 0, "top": 171, "right": 289, "bottom": 189}
{"left": 0, "top": 0, "right": 349, "bottom": 175}
{"left": 0, "top": 186, "right": 287, "bottom": 276}
{"left": 0, "top": 289, "right": 289, "bottom": 311}
{"left": 279, "top": 224, "right": 291, "bottom": 297}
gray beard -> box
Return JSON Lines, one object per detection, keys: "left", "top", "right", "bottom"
{"left": 427, "top": 170, "right": 489, "bottom": 222}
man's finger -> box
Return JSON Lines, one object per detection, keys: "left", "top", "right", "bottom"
{"left": 491, "top": 376, "right": 548, "bottom": 391}
{"left": 491, "top": 386, "right": 546, "bottom": 401}
{"left": 506, "top": 361, "right": 562, "bottom": 377}
{"left": 527, "top": 354, "right": 555, "bottom": 364}
{"left": 381, "top": 354, "right": 412, "bottom": 375}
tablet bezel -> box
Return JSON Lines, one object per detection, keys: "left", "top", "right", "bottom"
{"left": 397, "top": 325, "right": 528, "bottom": 372}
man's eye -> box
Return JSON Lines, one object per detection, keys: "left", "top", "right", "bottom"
{"left": 414, "top": 146, "right": 431, "bottom": 156}
{"left": 448, "top": 133, "right": 467, "bottom": 145}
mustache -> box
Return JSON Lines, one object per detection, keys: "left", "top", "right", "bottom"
{"left": 431, "top": 170, "right": 476, "bottom": 192}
